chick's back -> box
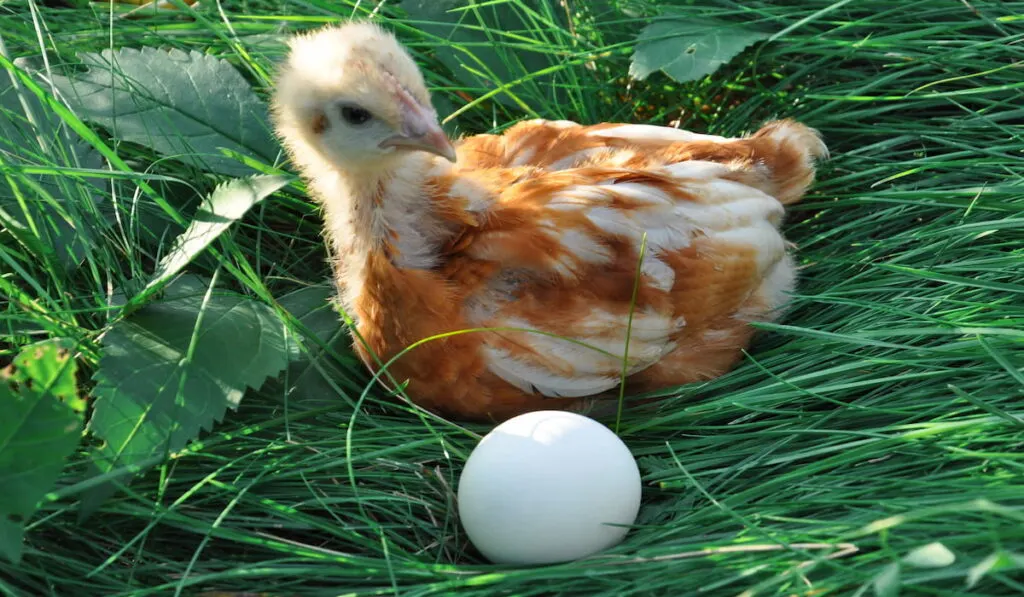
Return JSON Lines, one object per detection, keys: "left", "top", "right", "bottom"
{"left": 421, "top": 118, "right": 827, "bottom": 408}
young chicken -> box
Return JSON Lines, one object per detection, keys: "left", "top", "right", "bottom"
{"left": 271, "top": 22, "right": 828, "bottom": 422}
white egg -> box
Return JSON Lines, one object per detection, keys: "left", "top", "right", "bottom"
{"left": 456, "top": 410, "right": 642, "bottom": 565}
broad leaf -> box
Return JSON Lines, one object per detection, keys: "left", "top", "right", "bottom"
{"left": 3, "top": 337, "right": 85, "bottom": 413}
{"left": 86, "top": 276, "right": 290, "bottom": 511}
{"left": 0, "top": 518, "right": 24, "bottom": 564}
{"left": 902, "top": 542, "right": 955, "bottom": 568}
{"left": 629, "top": 19, "right": 770, "bottom": 83}
{"left": 146, "top": 174, "right": 291, "bottom": 293}
{"left": 48, "top": 47, "right": 278, "bottom": 176}
{"left": 0, "top": 339, "right": 84, "bottom": 564}
{"left": 277, "top": 283, "right": 340, "bottom": 360}
{"left": 277, "top": 284, "right": 365, "bottom": 406}
{"left": 0, "top": 60, "right": 106, "bottom": 271}
{"left": 399, "top": 0, "right": 571, "bottom": 110}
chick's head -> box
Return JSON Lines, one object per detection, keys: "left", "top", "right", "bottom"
{"left": 272, "top": 21, "right": 456, "bottom": 170}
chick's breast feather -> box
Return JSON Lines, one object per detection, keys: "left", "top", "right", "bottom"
{"left": 350, "top": 117, "right": 828, "bottom": 421}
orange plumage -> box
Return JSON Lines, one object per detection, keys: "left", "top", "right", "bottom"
{"left": 271, "top": 22, "right": 828, "bottom": 422}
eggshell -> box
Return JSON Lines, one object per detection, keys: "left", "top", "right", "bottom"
{"left": 456, "top": 410, "right": 642, "bottom": 565}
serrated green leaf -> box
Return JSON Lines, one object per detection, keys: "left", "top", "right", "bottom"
{"left": 0, "top": 517, "right": 24, "bottom": 564}
{"left": 277, "top": 283, "right": 339, "bottom": 358}
{"left": 399, "top": 0, "right": 570, "bottom": 110}
{"left": 2, "top": 338, "right": 84, "bottom": 413}
{"left": 872, "top": 562, "right": 901, "bottom": 597}
{"left": 967, "top": 550, "right": 1024, "bottom": 588}
{"left": 146, "top": 174, "right": 291, "bottom": 294}
{"left": 0, "top": 340, "right": 84, "bottom": 564}
{"left": 0, "top": 61, "right": 107, "bottom": 271}
{"left": 47, "top": 47, "right": 277, "bottom": 177}
{"left": 629, "top": 19, "right": 771, "bottom": 83}
{"left": 277, "top": 284, "right": 364, "bottom": 406}
{"left": 902, "top": 542, "right": 955, "bottom": 568}
{"left": 85, "top": 275, "right": 290, "bottom": 512}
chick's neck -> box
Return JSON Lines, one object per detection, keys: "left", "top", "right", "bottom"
{"left": 308, "top": 151, "right": 450, "bottom": 280}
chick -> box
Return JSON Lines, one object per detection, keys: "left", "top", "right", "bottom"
{"left": 271, "top": 21, "right": 828, "bottom": 422}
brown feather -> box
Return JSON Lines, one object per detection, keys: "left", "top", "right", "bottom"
{"left": 271, "top": 24, "right": 828, "bottom": 422}
{"left": 343, "top": 119, "right": 826, "bottom": 421}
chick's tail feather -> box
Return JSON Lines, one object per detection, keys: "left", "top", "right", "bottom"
{"left": 750, "top": 118, "right": 829, "bottom": 206}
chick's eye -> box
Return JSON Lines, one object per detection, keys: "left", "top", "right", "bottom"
{"left": 340, "top": 105, "right": 373, "bottom": 126}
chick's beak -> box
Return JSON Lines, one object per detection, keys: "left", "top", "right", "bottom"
{"left": 380, "top": 91, "right": 457, "bottom": 163}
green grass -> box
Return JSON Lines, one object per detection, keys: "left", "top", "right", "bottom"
{"left": 2, "top": 0, "right": 1023, "bottom": 595}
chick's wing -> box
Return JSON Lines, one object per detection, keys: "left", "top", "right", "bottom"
{"left": 428, "top": 118, "right": 824, "bottom": 398}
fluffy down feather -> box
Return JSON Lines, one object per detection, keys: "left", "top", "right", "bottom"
{"left": 271, "top": 22, "right": 828, "bottom": 422}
